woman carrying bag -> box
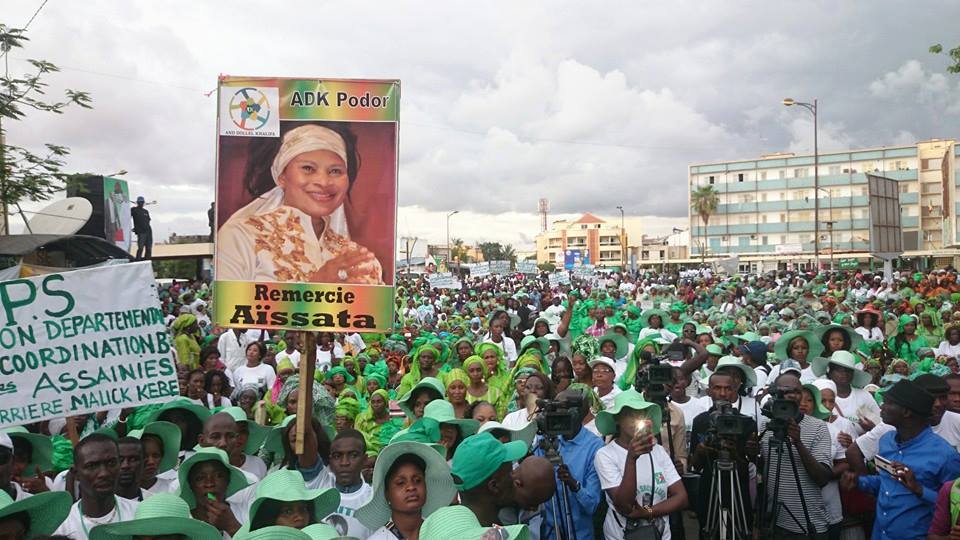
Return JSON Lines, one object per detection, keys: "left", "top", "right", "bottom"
{"left": 594, "top": 389, "right": 688, "bottom": 540}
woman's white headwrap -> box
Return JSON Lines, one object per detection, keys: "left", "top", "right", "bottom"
{"left": 812, "top": 378, "right": 837, "bottom": 395}
{"left": 230, "top": 124, "right": 351, "bottom": 238}
{"left": 270, "top": 125, "right": 348, "bottom": 183}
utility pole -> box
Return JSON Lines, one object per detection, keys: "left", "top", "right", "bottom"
{"left": 617, "top": 206, "right": 625, "bottom": 270}
{"left": 401, "top": 236, "right": 418, "bottom": 278}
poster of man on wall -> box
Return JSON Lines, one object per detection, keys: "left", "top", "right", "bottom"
{"left": 103, "top": 176, "right": 132, "bottom": 252}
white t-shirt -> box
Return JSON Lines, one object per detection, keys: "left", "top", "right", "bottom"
{"left": 143, "top": 475, "right": 177, "bottom": 496}
{"left": 834, "top": 388, "right": 881, "bottom": 436}
{"left": 823, "top": 417, "right": 857, "bottom": 525}
{"left": 482, "top": 335, "right": 518, "bottom": 364}
{"left": 240, "top": 455, "right": 268, "bottom": 481}
{"left": 275, "top": 349, "right": 302, "bottom": 369}
{"left": 937, "top": 341, "right": 960, "bottom": 359}
{"left": 233, "top": 364, "right": 277, "bottom": 393}
{"left": 673, "top": 398, "right": 709, "bottom": 433}
{"left": 329, "top": 483, "right": 374, "bottom": 539}
{"left": 766, "top": 365, "right": 817, "bottom": 385}
{"left": 596, "top": 386, "right": 622, "bottom": 411}
{"left": 854, "top": 326, "right": 884, "bottom": 343}
{"left": 55, "top": 497, "right": 140, "bottom": 539}
{"left": 367, "top": 526, "right": 402, "bottom": 540}
{"left": 595, "top": 443, "right": 680, "bottom": 540}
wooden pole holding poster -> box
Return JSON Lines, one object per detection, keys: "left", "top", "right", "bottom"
{"left": 295, "top": 332, "right": 317, "bottom": 456}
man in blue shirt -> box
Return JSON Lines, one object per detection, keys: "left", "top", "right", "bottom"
{"left": 841, "top": 379, "right": 960, "bottom": 540}
{"left": 535, "top": 386, "right": 604, "bottom": 540}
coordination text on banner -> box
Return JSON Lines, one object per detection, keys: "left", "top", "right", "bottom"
{"left": 0, "top": 262, "right": 179, "bottom": 428}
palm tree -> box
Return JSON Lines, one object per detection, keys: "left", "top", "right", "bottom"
{"left": 690, "top": 185, "right": 719, "bottom": 265}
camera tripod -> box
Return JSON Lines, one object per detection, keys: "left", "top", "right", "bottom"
{"left": 757, "top": 426, "right": 815, "bottom": 537}
{"left": 538, "top": 434, "right": 578, "bottom": 540}
{"left": 701, "top": 448, "right": 750, "bottom": 540}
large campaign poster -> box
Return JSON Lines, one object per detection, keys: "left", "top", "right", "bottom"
{"left": 103, "top": 176, "right": 132, "bottom": 252}
{"left": 0, "top": 262, "right": 179, "bottom": 428}
{"left": 214, "top": 77, "right": 398, "bottom": 332}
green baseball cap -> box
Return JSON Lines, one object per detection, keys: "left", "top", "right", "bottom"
{"left": 451, "top": 432, "right": 528, "bottom": 491}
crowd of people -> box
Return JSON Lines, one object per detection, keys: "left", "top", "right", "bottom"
{"left": 6, "top": 266, "right": 960, "bottom": 539}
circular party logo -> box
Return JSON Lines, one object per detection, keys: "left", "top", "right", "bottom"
{"left": 228, "top": 87, "right": 272, "bottom": 131}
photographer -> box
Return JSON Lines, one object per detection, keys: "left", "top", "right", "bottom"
{"left": 637, "top": 363, "right": 688, "bottom": 473}
{"left": 688, "top": 372, "right": 758, "bottom": 534}
{"left": 760, "top": 372, "right": 833, "bottom": 539}
{"left": 595, "top": 389, "right": 688, "bottom": 540}
{"left": 534, "top": 386, "right": 604, "bottom": 540}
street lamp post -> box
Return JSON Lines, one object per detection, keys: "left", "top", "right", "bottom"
{"left": 825, "top": 221, "right": 836, "bottom": 272}
{"left": 783, "top": 98, "right": 819, "bottom": 271}
{"left": 446, "top": 210, "right": 459, "bottom": 270}
{"left": 616, "top": 206, "right": 625, "bottom": 270}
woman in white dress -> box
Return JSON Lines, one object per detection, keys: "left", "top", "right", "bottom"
{"left": 355, "top": 442, "right": 457, "bottom": 540}
{"left": 218, "top": 123, "right": 382, "bottom": 284}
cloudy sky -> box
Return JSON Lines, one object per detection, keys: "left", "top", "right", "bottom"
{"left": 4, "top": 0, "right": 959, "bottom": 250}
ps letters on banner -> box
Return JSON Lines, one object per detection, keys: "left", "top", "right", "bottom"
{"left": 0, "top": 262, "right": 178, "bottom": 428}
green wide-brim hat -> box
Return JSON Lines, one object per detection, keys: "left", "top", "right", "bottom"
{"left": 176, "top": 448, "right": 250, "bottom": 509}
{"left": 355, "top": 441, "right": 457, "bottom": 530}
{"left": 478, "top": 420, "right": 537, "bottom": 450}
{"left": 811, "top": 350, "right": 871, "bottom": 388}
{"left": 145, "top": 397, "right": 212, "bottom": 425}
{"left": 519, "top": 335, "right": 550, "bottom": 357}
{"left": 732, "top": 332, "right": 762, "bottom": 346}
{"left": 397, "top": 377, "right": 446, "bottom": 420}
{"left": 129, "top": 421, "right": 181, "bottom": 475}
{"left": 3, "top": 426, "right": 52, "bottom": 476}
{"left": 803, "top": 384, "right": 831, "bottom": 420}
{"left": 419, "top": 500, "right": 530, "bottom": 540}
{"left": 89, "top": 493, "right": 221, "bottom": 540}
{"left": 715, "top": 356, "right": 758, "bottom": 389}
{"left": 814, "top": 324, "right": 863, "bottom": 353}
{"left": 0, "top": 490, "right": 71, "bottom": 537}
{"left": 773, "top": 330, "right": 825, "bottom": 363}
{"left": 248, "top": 469, "right": 340, "bottom": 529}
{"left": 301, "top": 523, "right": 342, "bottom": 540}
{"left": 598, "top": 331, "right": 629, "bottom": 359}
{"left": 234, "top": 525, "right": 312, "bottom": 539}
{"left": 595, "top": 389, "right": 662, "bottom": 436}
{"left": 640, "top": 309, "right": 669, "bottom": 327}
{"left": 423, "top": 400, "right": 480, "bottom": 440}
{"left": 221, "top": 406, "right": 269, "bottom": 455}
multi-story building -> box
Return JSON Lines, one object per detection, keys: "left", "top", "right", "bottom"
{"left": 688, "top": 138, "right": 958, "bottom": 270}
{"left": 535, "top": 213, "right": 643, "bottom": 269}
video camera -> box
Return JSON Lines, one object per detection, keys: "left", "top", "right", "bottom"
{"left": 634, "top": 351, "right": 675, "bottom": 400}
{"left": 760, "top": 388, "right": 801, "bottom": 445}
{"left": 708, "top": 402, "right": 750, "bottom": 438}
{"left": 534, "top": 395, "right": 584, "bottom": 439}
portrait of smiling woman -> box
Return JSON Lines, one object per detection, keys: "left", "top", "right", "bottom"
{"left": 218, "top": 121, "right": 392, "bottom": 284}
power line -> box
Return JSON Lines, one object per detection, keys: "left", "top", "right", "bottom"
{"left": 1, "top": 0, "right": 50, "bottom": 59}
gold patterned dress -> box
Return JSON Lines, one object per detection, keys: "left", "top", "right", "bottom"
{"left": 218, "top": 191, "right": 382, "bottom": 284}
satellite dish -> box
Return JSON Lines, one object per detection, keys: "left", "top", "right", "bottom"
{"left": 25, "top": 197, "right": 93, "bottom": 235}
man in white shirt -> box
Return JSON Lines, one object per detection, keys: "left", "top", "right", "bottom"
{"left": 55, "top": 434, "right": 140, "bottom": 539}
{"left": 326, "top": 430, "right": 374, "bottom": 538}
{"left": 275, "top": 333, "right": 302, "bottom": 369}
{"left": 217, "top": 329, "right": 247, "bottom": 373}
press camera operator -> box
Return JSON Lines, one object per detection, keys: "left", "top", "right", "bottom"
{"left": 636, "top": 356, "right": 688, "bottom": 473}
{"left": 688, "top": 371, "right": 758, "bottom": 538}
{"left": 533, "top": 386, "right": 604, "bottom": 540}
{"left": 759, "top": 371, "right": 833, "bottom": 540}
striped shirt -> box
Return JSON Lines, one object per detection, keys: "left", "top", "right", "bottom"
{"left": 761, "top": 414, "right": 833, "bottom": 534}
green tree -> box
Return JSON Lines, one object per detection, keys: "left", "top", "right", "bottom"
{"left": 930, "top": 44, "right": 960, "bottom": 73}
{"left": 449, "top": 237, "right": 471, "bottom": 263}
{"left": 690, "top": 185, "right": 719, "bottom": 265}
{"left": 478, "top": 242, "right": 517, "bottom": 264}
{"left": 0, "top": 25, "right": 92, "bottom": 231}
{"left": 538, "top": 262, "right": 556, "bottom": 272}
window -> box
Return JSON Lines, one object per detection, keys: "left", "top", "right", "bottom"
{"left": 793, "top": 190, "right": 806, "bottom": 200}
{"left": 780, "top": 213, "right": 787, "bottom": 222}
{"left": 894, "top": 160, "right": 906, "bottom": 170}
{"left": 761, "top": 192, "right": 768, "bottom": 202}
{"left": 780, "top": 235, "right": 787, "bottom": 244}
{"left": 760, "top": 171, "right": 768, "bottom": 180}
{"left": 762, "top": 236, "right": 769, "bottom": 245}
{"left": 739, "top": 215, "right": 750, "bottom": 224}
{"left": 794, "top": 168, "right": 808, "bottom": 178}
{"left": 708, "top": 175, "right": 716, "bottom": 184}
{"left": 828, "top": 165, "right": 841, "bottom": 175}
{"left": 738, "top": 173, "right": 745, "bottom": 182}
{"left": 761, "top": 214, "right": 768, "bottom": 223}
{"left": 778, "top": 170, "right": 786, "bottom": 179}
{"left": 922, "top": 158, "right": 939, "bottom": 171}
{"left": 899, "top": 183, "right": 908, "bottom": 193}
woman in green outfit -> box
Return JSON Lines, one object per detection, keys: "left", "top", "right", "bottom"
{"left": 172, "top": 314, "right": 200, "bottom": 369}
{"left": 354, "top": 389, "right": 403, "bottom": 457}
{"left": 888, "top": 314, "right": 927, "bottom": 364}
{"left": 463, "top": 356, "right": 506, "bottom": 418}
{"left": 475, "top": 343, "right": 510, "bottom": 395}
{"left": 396, "top": 345, "right": 444, "bottom": 398}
